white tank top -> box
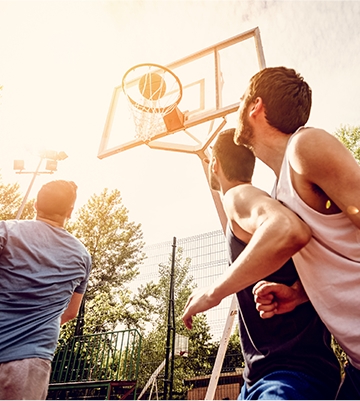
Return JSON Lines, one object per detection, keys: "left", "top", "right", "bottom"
{"left": 273, "top": 128, "right": 360, "bottom": 369}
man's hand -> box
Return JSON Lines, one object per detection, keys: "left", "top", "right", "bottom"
{"left": 182, "top": 287, "right": 220, "bottom": 329}
{"left": 253, "top": 279, "right": 309, "bottom": 319}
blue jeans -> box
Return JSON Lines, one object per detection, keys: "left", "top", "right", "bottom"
{"left": 336, "top": 362, "right": 360, "bottom": 400}
{"left": 239, "top": 370, "right": 338, "bottom": 400}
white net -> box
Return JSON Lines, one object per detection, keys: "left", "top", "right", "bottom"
{"left": 128, "top": 102, "right": 168, "bottom": 142}
{"left": 122, "top": 64, "right": 182, "bottom": 142}
{"left": 175, "top": 334, "right": 189, "bottom": 357}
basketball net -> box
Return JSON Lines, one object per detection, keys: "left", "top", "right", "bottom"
{"left": 122, "top": 64, "right": 183, "bottom": 143}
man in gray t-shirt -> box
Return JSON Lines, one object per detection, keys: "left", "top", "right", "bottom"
{"left": 0, "top": 180, "right": 91, "bottom": 400}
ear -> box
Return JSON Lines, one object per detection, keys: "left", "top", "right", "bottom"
{"left": 249, "top": 97, "right": 264, "bottom": 118}
{"left": 211, "top": 156, "right": 219, "bottom": 173}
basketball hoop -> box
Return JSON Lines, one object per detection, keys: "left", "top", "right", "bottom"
{"left": 175, "top": 334, "right": 189, "bottom": 357}
{"left": 122, "top": 63, "right": 183, "bottom": 142}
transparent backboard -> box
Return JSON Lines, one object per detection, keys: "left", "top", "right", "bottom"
{"left": 98, "top": 27, "right": 266, "bottom": 159}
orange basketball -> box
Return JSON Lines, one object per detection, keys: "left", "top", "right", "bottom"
{"left": 139, "top": 72, "right": 166, "bottom": 100}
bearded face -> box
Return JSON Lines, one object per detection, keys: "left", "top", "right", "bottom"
{"left": 234, "top": 92, "right": 255, "bottom": 147}
{"left": 209, "top": 159, "right": 220, "bottom": 191}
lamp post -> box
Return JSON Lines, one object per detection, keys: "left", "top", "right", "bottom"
{"left": 163, "top": 236, "right": 176, "bottom": 400}
{"left": 14, "top": 150, "right": 68, "bottom": 220}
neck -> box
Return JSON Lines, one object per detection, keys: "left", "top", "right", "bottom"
{"left": 36, "top": 215, "right": 66, "bottom": 228}
{"left": 253, "top": 128, "right": 291, "bottom": 177}
{"left": 220, "top": 179, "right": 249, "bottom": 196}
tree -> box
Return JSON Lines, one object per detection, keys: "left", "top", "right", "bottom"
{"left": 60, "top": 188, "right": 146, "bottom": 338}
{"left": 334, "top": 125, "right": 360, "bottom": 164}
{"left": 205, "top": 326, "right": 244, "bottom": 375}
{"left": 0, "top": 173, "right": 35, "bottom": 220}
{"left": 136, "top": 246, "right": 215, "bottom": 399}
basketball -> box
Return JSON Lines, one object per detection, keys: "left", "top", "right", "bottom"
{"left": 139, "top": 72, "right": 166, "bottom": 100}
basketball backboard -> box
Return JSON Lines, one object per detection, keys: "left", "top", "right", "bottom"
{"left": 98, "top": 27, "right": 265, "bottom": 160}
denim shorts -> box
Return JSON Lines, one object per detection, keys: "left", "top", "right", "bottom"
{"left": 239, "top": 370, "right": 339, "bottom": 400}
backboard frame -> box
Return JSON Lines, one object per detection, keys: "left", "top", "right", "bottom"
{"left": 97, "top": 27, "right": 265, "bottom": 160}
{"left": 98, "top": 28, "right": 267, "bottom": 401}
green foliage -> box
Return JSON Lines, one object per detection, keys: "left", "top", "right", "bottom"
{"left": 331, "top": 337, "right": 347, "bottom": 375}
{"left": 223, "top": 328, "right": 245, "bottom": 371}
{"left": 136, "top": 247, "right": 215, "bottom": 399}
{"left": 201, "top": 325, "right": 244, "bottom": 381}
{"left": 50, "top": 329, "right": 142, "bottom": 399}
{"left": 17, "top": 200, "right": 36, "bottom": 220}
{"left": 0, "top": 173, "right": 35, "bottom": 220}
{"left": 68, "top": 188, "right": 145, "bottom": 300}
{"left": 334, "top": 125, "right": 360, "bottom": 164}
{"left": 60, "top": 188, "right": 146, "bottom": 337}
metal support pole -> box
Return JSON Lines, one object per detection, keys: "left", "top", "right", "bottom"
{"left": 15, "top": 157, "right": 44, "bottom": 220}
{"left": 198, "top": 149, "right": 234, "bottom": 399}
{"left": 205, "top": 294, "right": 238, "bottom": 400}
{"left": 163, "top": 236, "right": 176, "bottom": 400}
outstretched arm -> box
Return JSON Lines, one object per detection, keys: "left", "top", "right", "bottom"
{"left": 253, "top": 279, "right": 309, "bottom": 319}
{"left": 182, "top": 187, "right": 311, "bottom": 329}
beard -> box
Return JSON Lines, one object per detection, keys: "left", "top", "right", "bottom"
{"left": 209, "top": 166, "right": 220, "bottom": 191}
{"left": 234, "top": 107, "right": 255, "bottom": 147}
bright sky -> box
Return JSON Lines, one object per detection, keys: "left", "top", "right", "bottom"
{"left": 1, "top": 1, "right": 360, "bottom": 245}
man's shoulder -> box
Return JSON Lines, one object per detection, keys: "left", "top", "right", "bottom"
{"left": 61, "top": 232, "right": 91, "bottom": 269}
{"left": 64, "top": 230, "right": 88, "bottom": 249}
{"left": 238, "top": 184, "right": 271, "bottom": 203}
{"left": 291, "top": 127, "right": 336, "bottom": 150}
{"left": 231, "top": 182, "right": 269, "bottom": 197}
{"left": 225, "top": 184, "right": 270, "bottom": 211}
{"left": 288, "top": 127, "right": 341, "bottom": 172}
{"left": 0, "top": 219, "right": 34, "bottom": 230}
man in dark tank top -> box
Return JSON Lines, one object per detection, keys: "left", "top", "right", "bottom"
{"left": 183, "top": 129, "right": 340, "bottom": 399}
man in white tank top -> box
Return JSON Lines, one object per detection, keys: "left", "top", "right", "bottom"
{"left": 234, "top": 66, "right": 360, "bottom": 399}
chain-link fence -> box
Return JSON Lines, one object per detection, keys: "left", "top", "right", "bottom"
{"left": 137, "top": 230, "right": 233, "bottom": 341}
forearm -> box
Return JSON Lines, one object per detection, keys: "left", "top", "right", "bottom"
{"left": 211, "top": 218, "right": 310, "bottom": 304}
{"left": 60, "top": 311, "right": 75, "bottom": 325}
{"left": 254, "top": 279, "right": 310, "bottom": 318}
{"left": 182, "top": 203, "right": 311, "bottom": 329}
{"left": 290, "top": 279, "right": 309, "bottom": 306}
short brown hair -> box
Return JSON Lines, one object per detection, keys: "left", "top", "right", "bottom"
{"left": 213, "top": 129, "right": 255, "bottom": 182}
{"left": 36, "top": 180, "right": 77, "bottom": 217}
{"left": 248, "top": 67, "right": 312, "bottom": 134}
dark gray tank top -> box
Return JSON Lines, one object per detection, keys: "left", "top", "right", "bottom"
{"left": 226, "top": 224, "right": 340, "bottom": 387}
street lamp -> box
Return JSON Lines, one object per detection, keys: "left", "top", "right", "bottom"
{"left": 163, "top": 236, "right": 176, "bottom": 400}
{"left": 13, "top": 149, "right": 68, "bottom": 219}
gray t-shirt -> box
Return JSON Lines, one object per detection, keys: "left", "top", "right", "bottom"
{"left": 0, "top": 219, "right": 91, "bottom": 362}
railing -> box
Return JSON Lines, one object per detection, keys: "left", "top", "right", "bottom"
{"left": 48, "top": 329, "right": 142, "bottom": 400}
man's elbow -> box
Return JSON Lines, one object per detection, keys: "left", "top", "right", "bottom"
{"left": 284, "top": 218, "right": 312, "bottom": 251}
